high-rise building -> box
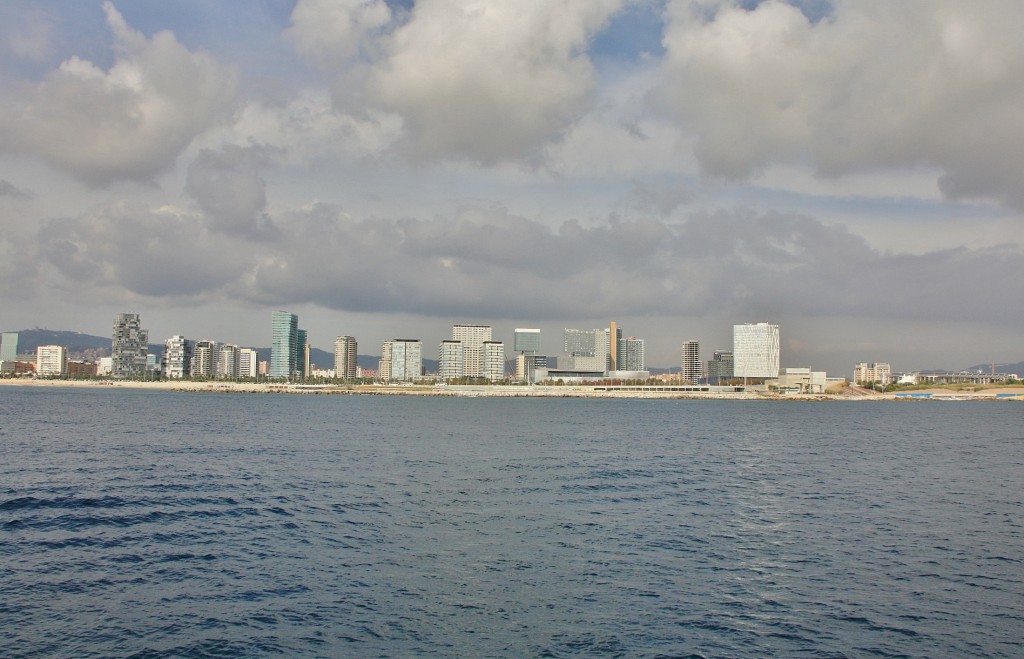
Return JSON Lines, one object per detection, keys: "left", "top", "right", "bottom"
{"left": 239, "top": 348, "right": 258, "bottom": 379}
{"left": 563, "top": 328, "right": 608, "bottom": 372}
{"left": 609, "top": 321, "right": 619, "bottom": 370}
{"left": 162, "top": 335, "right": 191, "bottom": 379}
{"left": 271, "top": 311, "right": 298, "bottom": 379}
{"left": 619, "top": 337, "right": 645, "bottom": 371}
{"left": 681, "top": 340, "right": 701, "bottom": 383}
{"left": 733, "top": 323, "right": 780, "bottom": 379}
{"left": 707, "top": 350, "right": 734, "bottom": 384}
{"left": 516, "top": 354, "right": 548, "bottom": 383}
{"left": 111, "top": 313, "right": 149, "bottom": 379}
{"left": 390, "top": 339, "right": 422, "bottom": 380}
{"left": 191, "top": 340, "right": 216, "bottom": 378}
{"left": 379, "top": 341, "right": 393, "bottom": 381}
{"left": 36, "top": 345, "right": 68, "bottom": 377}
{"left": 439, "top": 340, "right": 464, "bottom": 380}
{"left": 452, "top": 324, "right": 491, "bottom": 378}
{"left": 295, "top": 328, "right": 308, "bottom": 379}
{"left": 334, "top": 336, "right": 358, "bottom": 380}
{"left": 513, "top": 328, "right": 541, "bottom": 354}
{"left": 0, "top": 332, "right": 18, "bottom": 363}
{"left": 217, "top": 344, "right": 241, "bottom": 378}
{"left": 482, "top": 341, "right": 505, "bottom": 381}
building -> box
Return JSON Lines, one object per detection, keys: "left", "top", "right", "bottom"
{"left": 707, "top": 350, "right": 734, "bottom": 384}
{"left": 681, "top": 340, "right": 701, "bottom": 383}
{"left": 216, "top": 344, "right": 241, "bottom": 378}
{"left": 733, "top": 322, "right": 780, "bottom": 380}
{"left": 0, "top": 332, "right": 18, "bottom": 363}
{"left": 270, "top": 311, "right": 298, "bottom": 379}
{"left": 67, "top": 360, "right": 98, "bottom": 379}
{"left": 619, "top": 337, "right": 645, "bottom": 371}
{"left": 482, "top": 341, "right": 505, "bottom": 381}
{"left": 390, "top": 339, "right": 422, "bottom": 380}
{"left": 296, "top": 328, "right": 309, "bottom": 380}
{"left": 516, "top": 354, "right": 548, "bottom": 383}
{"left": 777, "top": 367, "right": 827, "bottom": 394}
{"left": 439, "top": 340, "right": 464, "bottom": 380}
{"left": 854, "top": 362, "right": 892, "bottom": 386}
{"left": 111, "top": 313, "right": 149, "bottom": 379}
{"left": 334, "top": 336, "right": 358, "bottom": 380}
{"left": 513, "top": 328, "right": 541, "bottom": 354}
{"left": 379, "top": 341, "right": 392, "bottom": 381}
{"left": 162, "top": 335, "right": 191, "bottom": 379}
{"left": 609, "top": 321, "right": 620, "bottom": 370}
{"left": 239, "top": 348, "right": 258, "bottom": 379}
{"left": 191, "top": 340, "right": 216, "bottom": 378}
{"left": 452, "top": 324, "right": 491, "bottom": 377}
{"left": 36, "top": 345, "right": 68, "bottom": 377}
{"left": 563, "top": 328, "right": 608, "bottom": 372}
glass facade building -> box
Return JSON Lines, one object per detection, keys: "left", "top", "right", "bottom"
{"left": 270, "top": 311, "right": 298, "bottom": 379}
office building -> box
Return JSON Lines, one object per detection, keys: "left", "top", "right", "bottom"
{"left": 482, "top": 341, "right": 505, "bottom": 381}
{"left": 733, "top": 322, "right": 780, "bottom": 379}
{"left": 452, "top": 324, "right": 491, "bottom": 377}
{"left": 707, "top": 350, "right": 734, "bottom": 384}
{"left": 111, "top": 313, "right": 149, "bottom": 379}
{"left": 439, "top": 340, "right": 464, "bottom": 380}
{"left": 162, "top": 335, "right": 191, "bottom": 379}
{"left": 681, "top": 340, "right": 701, "bottom": 383}
{"left": 390, "top": 339, "right": 422, "bottom": 380}
{"left": 379, "top": 341, "right": 393, "bottom": 381}
{"left": 0, "top": 332, "right": 18, "bottom": 363}
{"left": 854, "top": 362, "right": 892, "bottom": 386}
{"left": 563, "top": 328, "right": 608, "bottom": 372}
{"left": 36, "top": 345, "right": 68, "bottom": 377}
{"left": 270, "top": 311, "right": 298, "bottom": 379}
{"left": 334, "top": 336, "right": 358, "bottom": 380}
{"left": 513, "top": 328, "right": 542, "bottom": 354}
{"left": 516, "top": 354, "right": 548, "bottom": 383}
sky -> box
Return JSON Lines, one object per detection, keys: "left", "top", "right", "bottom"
{"left": 0, "top": 0, "right": 1021, "bottom": 374}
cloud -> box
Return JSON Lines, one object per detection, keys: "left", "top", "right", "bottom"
{"left": 185, "top": 144, "right": 280, "bottom": 239}
{"left": 0, "top": 179, "right": 32, "bottom": 199}
{"left": 38, "top": 201, "right": 252, "bottom": 298}
{"left": 287, "top": 0, "right": 392, "bottom": 70}
{"left": 0, "top": 2, "right": 236, "bottom": 186}
{"left": 658, "top": 0, "right": 1024, "bottom": 210}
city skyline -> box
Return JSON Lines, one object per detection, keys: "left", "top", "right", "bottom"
{"left": 1, "top": 2, "right": 1021, "bottom": 375}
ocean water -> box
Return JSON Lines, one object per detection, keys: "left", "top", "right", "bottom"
{"left": 1, "top": 387, "right": 1021, "bottom": 658}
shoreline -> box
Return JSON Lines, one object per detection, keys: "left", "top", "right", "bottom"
{"left": 3, "top": 378, "right": 1022, "bottom": 401}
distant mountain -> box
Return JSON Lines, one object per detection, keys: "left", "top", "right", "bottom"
{"left": 964, "top": 361, "right": 1024, "bottom": 376}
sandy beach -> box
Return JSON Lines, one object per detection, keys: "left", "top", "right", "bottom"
{"left": 3, "top": 378, "right": 1022, "bottom": 400}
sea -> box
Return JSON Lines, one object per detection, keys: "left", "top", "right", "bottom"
{"left": 1, "top": 386, "right": 1021, "bottom": 658}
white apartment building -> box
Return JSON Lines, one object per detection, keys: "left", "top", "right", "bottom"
{"left": 482, "top": 341, "right": 505, "bottom": 382}
{"left": 239, "top": 348, "right": 258, "bottom": 378}
{"left": 452, "top": 324, "right": 491, "bottom": 377}
{"left": 162, "top": 335, "right": 190, "bottom": 379}
{"left": 36, "top": 345, "right": 68, "bottom": 377}
{"left": 681, "top": 339, "right": 700, "bottom": 383}
{"left": 733, "top": 322, "right": 780, "bottom": 379}
{"left": 439, "top": 340, "right": 464, "bottom": 380}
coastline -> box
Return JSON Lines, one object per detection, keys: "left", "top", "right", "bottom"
{"left": 3, "top": 378, "right": 1022, "bottom": 401}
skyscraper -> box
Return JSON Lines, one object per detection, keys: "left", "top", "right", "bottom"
{"left": 270, "top": 311, "right": 298, "bottom": 379}
{"left": 609, "top": 321, "right": 619, "bottom": 370}
{"left": 563, "top": 328, "right": 607, "bottom": 371}
{"left": 111, "top": 313, "right": 149, "bottom": 379}
{"left": 513, "top": 328, "right": 541, "bottom": 354}
{"left": 239, "top": 348, "right": 258, "bottom": 379}
{"left": 0, "top": 332, "right": 18, "bottom": 363}
{"left": 733, "top": 323, "right": 780, "bottom": 379}
{"left": 708, "top": 350, "right": 734, "bottom": 384}
{"left": 681, "top": 340, "right": 701, "bottom": 383}
{"left": 192, "top": 340, "right": 216, "bottom": 378}
{"left": 162, "top": 335, "right": 191, "bottom": 379}
{"left": 452, "top": 324, "right": 491, "bottom": 378}
{"left": 619, "top": 337, "right": 645, "bottom": 371}
{"left": 334, "top": 335, "right": 358, "bottom": 380}
{"left": 379, "top": 341, "right": 393, "bottom": 381}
